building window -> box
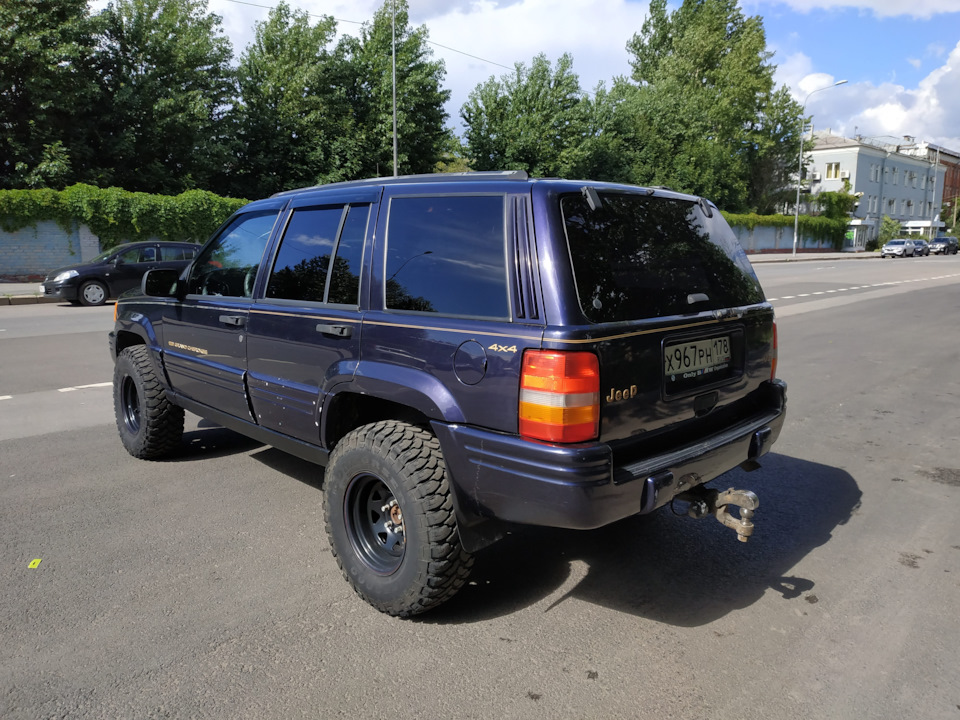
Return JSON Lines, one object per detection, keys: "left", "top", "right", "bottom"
{"left": 900, "top": 199, "right": 907, "bottom": 215}
{"left": 892, "top": 167, "right": 899, "bottom": 185}
{"left": 911, "top": 172, "right": 918, "bottom": 188}
{"left": 921, "top": 174, "right": 926, "bottom": 189}
{"left": 870, "top": 196, "right": 879, "bottom": 213}
{"left": 825, "top": 162, "right": 840, "bottom": 179}
{"left": 888, "top": 198, "right": 896, "bottom": 213}
{"left": 870, "top": 164, "right": 879, "bottom": 182}
{"left": 908, "top": 201, "right": 915, "bottom": 217}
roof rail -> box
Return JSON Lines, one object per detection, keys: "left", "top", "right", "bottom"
{"left": 272, "top": 170, "right": 530, "bottom": 198}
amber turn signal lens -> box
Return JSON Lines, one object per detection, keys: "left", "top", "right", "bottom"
{"left": 519, "top": 350, "right": 600, "bottom": 443}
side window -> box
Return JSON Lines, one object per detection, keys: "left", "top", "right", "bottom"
{"left": 188, "top": 210, "right": 278, "bottom": 297}
{"left": 161, "top": 246, "right": 193, "bottom": 261}
{"left": 267, "top": 203, "right": 369, "bottom": 305}
{"left": 116, "top": 247, "right": 142, "bottom": 264}
{"left": 140, "top": 247, "right": 157, "bottom": 262}
{"left": 328, "top": 205, "right": 368, "bottom": 305}
{"left": 384, "top": 196, "right": 508, "bottom": 318}
{"left": 267, "top": 206, "right": 345, "bottom": 303}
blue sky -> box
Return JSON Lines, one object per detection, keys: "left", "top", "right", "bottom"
{"left": 88, "top": 0, "right": 960, "bottom": 150}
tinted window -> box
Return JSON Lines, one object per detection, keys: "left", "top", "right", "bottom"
{"left": 328, "top": 205, "right": 368, "bottom": 305}
{"left": 188, "top": 210, "right": 278, "bottom": 297}
{"left": 385, "top": 196, "right": 508, "bottom": 318}
{"left": 116, "top": 246, "right": 145, "bottom": 264}
{"left": 267, "top": 206, "right": 344, "bottom": 303}
{"left": 562, "top": 193, "right": 764, "bottom": 323}
{"left": 160, "top": 245, "right": 195, "bottom": 261}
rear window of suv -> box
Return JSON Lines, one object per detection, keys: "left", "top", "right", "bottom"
{"left": 561, "top": 192, "right": 764, "bottom": 323}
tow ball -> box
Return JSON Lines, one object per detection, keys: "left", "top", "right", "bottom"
{"left": 675, "top": 486, "right": 759, "bottom": 542}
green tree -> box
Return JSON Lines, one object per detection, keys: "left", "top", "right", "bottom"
{"left": 92, "top": 0, "right": 235, "bottom": 194}
{"left": 228, "top": 2, "right": 343, "bottom": 198}
{"left": 877, "top": 215, "right": 901, "bottom": 245}
{"left": 618, "top": 0, "right": 801, "bottom": 211}
{"left": 0, "top": 0, "right": 101, "bottom": 189}
{"left": 462, "top": 53, "right": 593, "bottom": 178}
{"left": 334, "top": 0, "right": 451, "bottom": 177}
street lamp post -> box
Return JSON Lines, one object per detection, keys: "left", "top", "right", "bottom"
{"left": 792, "top": 79, "right": 848, "bottom": 257}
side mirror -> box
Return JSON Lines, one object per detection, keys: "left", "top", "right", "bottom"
{"left": 142, "top": 268, "right": 181, "bottom": 298}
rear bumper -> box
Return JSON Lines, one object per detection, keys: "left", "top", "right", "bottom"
{"left": 434, "top": 379, "right": 786, "bottom": 534}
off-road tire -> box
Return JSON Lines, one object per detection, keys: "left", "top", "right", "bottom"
{"left": 324, "top": 420, "right": 474, "bottom": 617}
{"left": 114, "top": 346, "right": 184, "bottom": 459}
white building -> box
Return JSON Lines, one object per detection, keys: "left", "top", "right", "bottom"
{"left": 803, "top": 133, "right": 947, "bottom": 249}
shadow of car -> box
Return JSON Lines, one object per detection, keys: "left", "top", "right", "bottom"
{"left": 40, "top": 241, "right": 198, "bottom": 306}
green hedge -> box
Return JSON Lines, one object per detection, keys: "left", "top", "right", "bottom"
{"left": 721, "top": 211, "right": 849, "bottom": 250}
{"left": 0, "top": 184, "right": 248, "bottom": 249}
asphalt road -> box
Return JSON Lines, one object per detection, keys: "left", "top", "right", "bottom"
{"left": 1, "top": 257, "right": 959, "bottom": 719}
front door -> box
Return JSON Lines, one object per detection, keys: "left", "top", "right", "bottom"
{"left": 163, "top": 209, "right": 280, "bottom": 421}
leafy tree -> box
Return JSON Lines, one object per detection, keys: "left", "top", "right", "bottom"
{"left": 462, "top": 53, "right": 592, "bottom": 177}
{"left": 877, "top": 215, "right": 901, "bottom": 245}
{"left": 617, "top": 0, "right": 801, "bottom": 211}
{"left": 0, "top": 0, "right": 101, "bottom": 189}
{"left": 92, "top": 0, "right": 235, "bottom": 194}
{"left": 228, "top": 1, "right": 343, "bottom": 198}
{"left": 334, "top": 0, "right": 451, "bottom": 177}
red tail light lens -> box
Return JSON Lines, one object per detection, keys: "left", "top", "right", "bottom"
{"left": 519, "top": 350, "right": 600, "bottom": 443}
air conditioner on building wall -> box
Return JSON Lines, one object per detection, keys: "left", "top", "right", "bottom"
{"left": 839, "top": 170, "right": 850, "bottom": 179}
{"left": 811, "top": 172, "right": 821, "bottom": 181}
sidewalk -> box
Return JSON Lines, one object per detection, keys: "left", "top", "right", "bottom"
{"left": 0, "top": 281, "right": 60, "bottom": 305}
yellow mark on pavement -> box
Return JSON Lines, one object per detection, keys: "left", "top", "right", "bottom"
{"left": 28, "top": 559, "right": 42, "bottom": 569}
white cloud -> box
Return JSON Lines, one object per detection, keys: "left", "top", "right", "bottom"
{"left": 781, "top": 40, "right": 960, "bottom": 151}
{"left": 908, "top": 57, "right": 922, "bottom": 69}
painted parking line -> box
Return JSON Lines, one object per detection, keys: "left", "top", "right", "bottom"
{"left": 0, "top": 395, "right": 11, "bottom": 401}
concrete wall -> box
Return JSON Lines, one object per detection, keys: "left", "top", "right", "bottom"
{"left": 0, "top": 222, "right": 100, "bottom": 277}
{"left": 731, "top": 224, "right": 839, "bottom": 253}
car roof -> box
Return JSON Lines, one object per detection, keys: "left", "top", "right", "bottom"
{"left": 265, "top": 171, "right": 707, "bottom": 206}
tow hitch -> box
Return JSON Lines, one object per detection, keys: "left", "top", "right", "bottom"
{"left": 676, "top": 486, "right": 759, "bottom": 542}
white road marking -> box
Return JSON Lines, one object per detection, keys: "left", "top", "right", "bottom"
{"left": 58, "top": 382, "right": 112, "bottom": 393}
{"left": 0, "top": 395, "right": 12, "bottom": 401}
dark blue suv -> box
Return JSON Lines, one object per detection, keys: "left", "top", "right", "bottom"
{"left": 110, "top": 172, "right": 786, "bottom": 616}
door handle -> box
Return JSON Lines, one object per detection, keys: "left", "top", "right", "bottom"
{"left": 316, "top": 323, "right": 353, "bottom": 338}
{"left": 219, "top": 315, "right": 245, "bottom": 327}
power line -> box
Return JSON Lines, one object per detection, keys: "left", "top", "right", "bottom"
{"left": 216, "top": 0, "right": 513, "bottom": 71}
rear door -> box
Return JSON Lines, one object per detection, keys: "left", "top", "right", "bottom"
{"left": 554, "top": 188, "right": 774, "bottom": 445}
{"left": 245, "top": 189, "right": 377, "bottom": 444}
{"left": 162, "top": 207, "right": 281, "bottom": 420}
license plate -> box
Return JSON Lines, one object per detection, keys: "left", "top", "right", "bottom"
{"left": 664, "top": 335, "right": 731, "bottom": 378}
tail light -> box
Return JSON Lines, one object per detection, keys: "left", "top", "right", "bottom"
{"left": 519, "top": 350, "right": 600, "bottom": 443}
{"left": 770, "top": 319, "right": 778, "bottom": 381}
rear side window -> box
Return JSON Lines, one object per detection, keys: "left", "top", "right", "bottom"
{"left": 562, "top": 193, "right": 764, "bottom": 323}
{"left": 160, "top": 246, "right": 195, "bottom": 261}
{"left": 266, "top": 203, "right": 369, "bottom": 305}
{"left": 384, "top": 195, "right": 508, "bottom": 318}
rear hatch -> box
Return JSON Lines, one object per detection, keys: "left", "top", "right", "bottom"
{"left": 557, "top": 187, "right": 777, "bottom": 453}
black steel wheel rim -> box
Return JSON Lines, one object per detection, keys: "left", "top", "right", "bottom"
{"left": 120, "top": 375, "right": 141, "bottom": 434}
{"left": 343, "top": 473, "right": 405, "bottom": 575}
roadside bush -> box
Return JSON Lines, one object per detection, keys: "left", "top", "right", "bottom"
{"left": 0, "top": 184, "right": 247, "bottom": 249}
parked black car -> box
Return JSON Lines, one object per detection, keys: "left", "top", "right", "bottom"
{"left": 110, "top": 172, "right": 786, "bottom": 616}
{"left": 929, "top": 236, "right": 959, "bottom": 255}
{"left": 41, "top": 241, "right": 198, "bottom": 306}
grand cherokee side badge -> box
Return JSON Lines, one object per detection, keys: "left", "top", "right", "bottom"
{"left": 606, "top": 385, "right": 638, "bottom": 403}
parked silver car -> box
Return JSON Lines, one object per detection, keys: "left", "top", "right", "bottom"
{"left": 880, "top": 239, "right": 915, "bottom": 258}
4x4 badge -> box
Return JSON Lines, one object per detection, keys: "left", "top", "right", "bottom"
{"left": 487, "top": 343, "right": 517, "bottom": 354}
